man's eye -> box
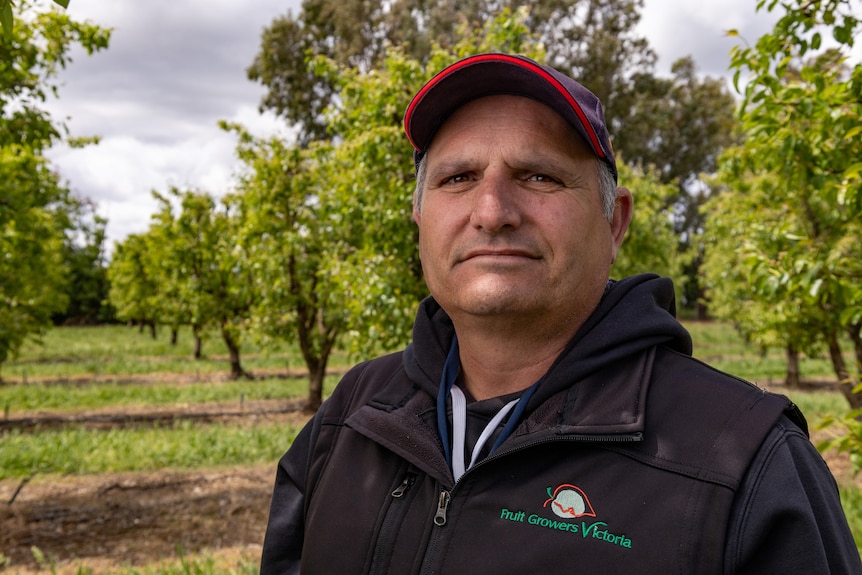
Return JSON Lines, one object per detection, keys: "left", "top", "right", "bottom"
{"left": 527, "top": 174, "right": 558, "bottom": 183}
{"left": 443, "top": 174, "right": 470, "bottom": 185}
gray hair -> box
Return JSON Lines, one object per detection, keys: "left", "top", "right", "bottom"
{"left": 413, "top": 155, "right": 618, "bottom": 222}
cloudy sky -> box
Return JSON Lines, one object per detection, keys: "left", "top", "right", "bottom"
{"left": 41, "top": 0, "right": 780, "bottom": 250}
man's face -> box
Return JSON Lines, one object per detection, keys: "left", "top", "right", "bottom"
{"left": 414, "top": 95, "right": 630, "bottom": 330}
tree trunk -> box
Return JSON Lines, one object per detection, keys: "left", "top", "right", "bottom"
{"left": 785, "top": 344, "right": 801, "bottom": 389}
{"left": 849, "top": 324, "right": 862, "bottom": 378}
{"left": 827, "top": 332, "right": 862, "bottom": 410}
{"left": 148, "top": 321, "right": 157, "bottom": 340}
{"left": 306, "top": 363, "right": 326, "bottom": 413}
{"left": 170, "top": 327, "right": 178, "bottom": 346}
{"left": 193, "top": 324, "right": 203, "bottom": 359}
{"left": 222, "top": 326, "right": 252, "bottom": 380}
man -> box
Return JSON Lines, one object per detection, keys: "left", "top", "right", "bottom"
{"left": 260, "top": 53, "right": 861, "bottom": 574}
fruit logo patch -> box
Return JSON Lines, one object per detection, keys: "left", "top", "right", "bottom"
{"left": 543, "top": 484, "right": 596, "bottom": 519}
{"left": 497, "top": 482, "right": 633, "bottom": 549}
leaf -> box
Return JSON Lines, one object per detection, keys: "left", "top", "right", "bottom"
{"left": 845, "top": 162, "right": 862, "bottom": 179}
{"left": 0, "top": 0, "right": 12, "bottom": 37}
{"left": 53, "top": 0, "right": 70, "bottom": 7}
{"left": 811, "top": 32, "right": 821, "bottom": 50}
{"left": 808, "top": 278, "right": 823, "bottom": 298}
{"left": 844, "top": 126, "right": 862, "bottom": 141}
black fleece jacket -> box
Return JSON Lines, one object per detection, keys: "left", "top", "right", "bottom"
{"left": 260, "top": 274, "right": 861, "bottom": 574}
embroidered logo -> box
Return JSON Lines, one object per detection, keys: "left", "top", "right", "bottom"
{"left": 497, "top": 483, "right": 633, "bottom": 550}
{"left": 543, "top": 484, "right": 596, "bottom": 519}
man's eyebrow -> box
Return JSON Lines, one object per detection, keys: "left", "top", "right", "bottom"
{"left": 426, "top": 159, "right": 477, "bottom": 180}
{"left": 509, "top": 152, "right": 586, "bottom": 177}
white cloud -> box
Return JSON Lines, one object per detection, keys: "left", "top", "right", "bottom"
{"left": 637, "top": 0, "right": 779, "bottom": 77}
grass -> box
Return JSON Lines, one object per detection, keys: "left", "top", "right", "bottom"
{"left": 5, "top": 547, "right": 260, "bottom": 575}
{"left": 0, "top": 375, "right": 340, "bottom": 415}
{"left": 0, "top": 420, "right": 303, "bottom": 480}
{"left": 2, "top": 324, "right": 351, "bottom": 382}
{"left": 683, "top": 320, "right": 839, "bottom": 384}
{"left": 786, "top": 389, "right": 850, "bottom": 420}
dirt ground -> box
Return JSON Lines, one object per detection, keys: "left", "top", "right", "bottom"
{"left": 0, "top": 404, "right": 314, "bottom": 573}
{"left": 0, "top": 465, "right": 272, "bottom": 573}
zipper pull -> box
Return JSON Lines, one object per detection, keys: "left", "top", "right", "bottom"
{"left": 392, "top": 473, "right": 414, "bottom": 498}
{"left": 434, "top": 490, "right": 451, "bottom": 526}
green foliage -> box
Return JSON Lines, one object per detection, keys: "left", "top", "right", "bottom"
{"left": 0, "top": 146, "right": 69, "bottom": 369}
{"left": 1, "top": 1, "right": 110, "bottom": 152}
{"left": 108, "top": 189, "right": 257, "bottom": 378}
{"left": 54, "top": 199, "right": 113, "bottom": 325}
{"left": 107, "top": 233, "right": 161, "bottom": 328}
{"left": 0, "top": 0, "right": 69, "bottom": 35}
{"left": 682, "top": 319, "right": 841, "bottom": 384}
{"left": 612, "top": 161, "right": 685, "bottom": 287}
{"left": 0, "top": 0, "right": 110, "bottom": 376}
{"left": 819, "top": 398, "right": 862, "bottom": 476}
{"left": 839, "top": 486, "right": 862, "bottom": 551}
{"left": 707, "top": 0, "right": 862, "bottom": 406}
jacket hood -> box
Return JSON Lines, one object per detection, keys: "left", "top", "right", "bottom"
{"left": 403, "top": 273, "right": 691, "bottom": 406}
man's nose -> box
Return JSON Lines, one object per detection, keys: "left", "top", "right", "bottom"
{"left": 469, "top": 175, "right": 522, "bottom": 233}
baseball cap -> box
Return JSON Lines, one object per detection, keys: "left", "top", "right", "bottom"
{"left": 404, "top": 53, "right": 617, "bottom": 183}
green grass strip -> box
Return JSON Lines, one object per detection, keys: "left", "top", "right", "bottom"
{"left": 5, "top": 325, "right": 353, "bottom": 381}
{"left": 0, "top": 376, "right": 341, "bottom": 413}
{"left": 840, "top": 485, "right": 862, "bottom": 552}
{"left": 0, "top": 421, "right": 302, "bottom": 480}
{"left": 17, "top": 548, "right": 259, "bottom": 575}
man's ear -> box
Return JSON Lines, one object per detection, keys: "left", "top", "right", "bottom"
{"left": 609, "top": 186, "right": 633, "bottom": 263}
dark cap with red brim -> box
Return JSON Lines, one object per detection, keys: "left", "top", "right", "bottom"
{"left": 403, "top": 53, "right": 617, "bottom": 183}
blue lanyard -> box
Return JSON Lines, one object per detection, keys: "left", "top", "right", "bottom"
{"left": 436, "top": 336, "right": 544, "bottom": 477}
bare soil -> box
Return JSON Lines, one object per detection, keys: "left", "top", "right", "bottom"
{"left": 0, "top": 406, "right": 315, "bottom": 573}
{"left": 1, "top": 466, "right": 273, "bottom": 573}
{"left": 0, "top": 398, "right": 310, "bottom": 433}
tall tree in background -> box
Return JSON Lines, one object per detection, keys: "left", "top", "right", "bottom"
{"left": 127, "top": 189, "right": 257, "bottom": 379}
{"left": 620, "top": 57, "right": 739, "bottom": 312}
{"left": 0, "top": 1, "right": 109, "bottom": 377}
{"left": 705, "top": 0, "right": 861, "bottom": 407}
{"left": 107, "top": 233, "right": 160, "bottom": 338}
{"left": 53, "top": 199, "right": 113, "bottom": 325}
{"left": 247, "top": 0, "right": 656, "bottom": 145}
{"left": 158, "top": 188, "right": 257, "bottom": 379}
{"left": 228, "top": 131, "right": 345, "bottom": 409}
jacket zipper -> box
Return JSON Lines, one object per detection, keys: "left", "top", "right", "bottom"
{"left": 419, "top": 431, "right": 643, "bottom": 574}
{"left": 433, "top": 490, "right": 451, "bottom": 526}
{"left": 368, "top": 470, "right": 417, "bottom": 575}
